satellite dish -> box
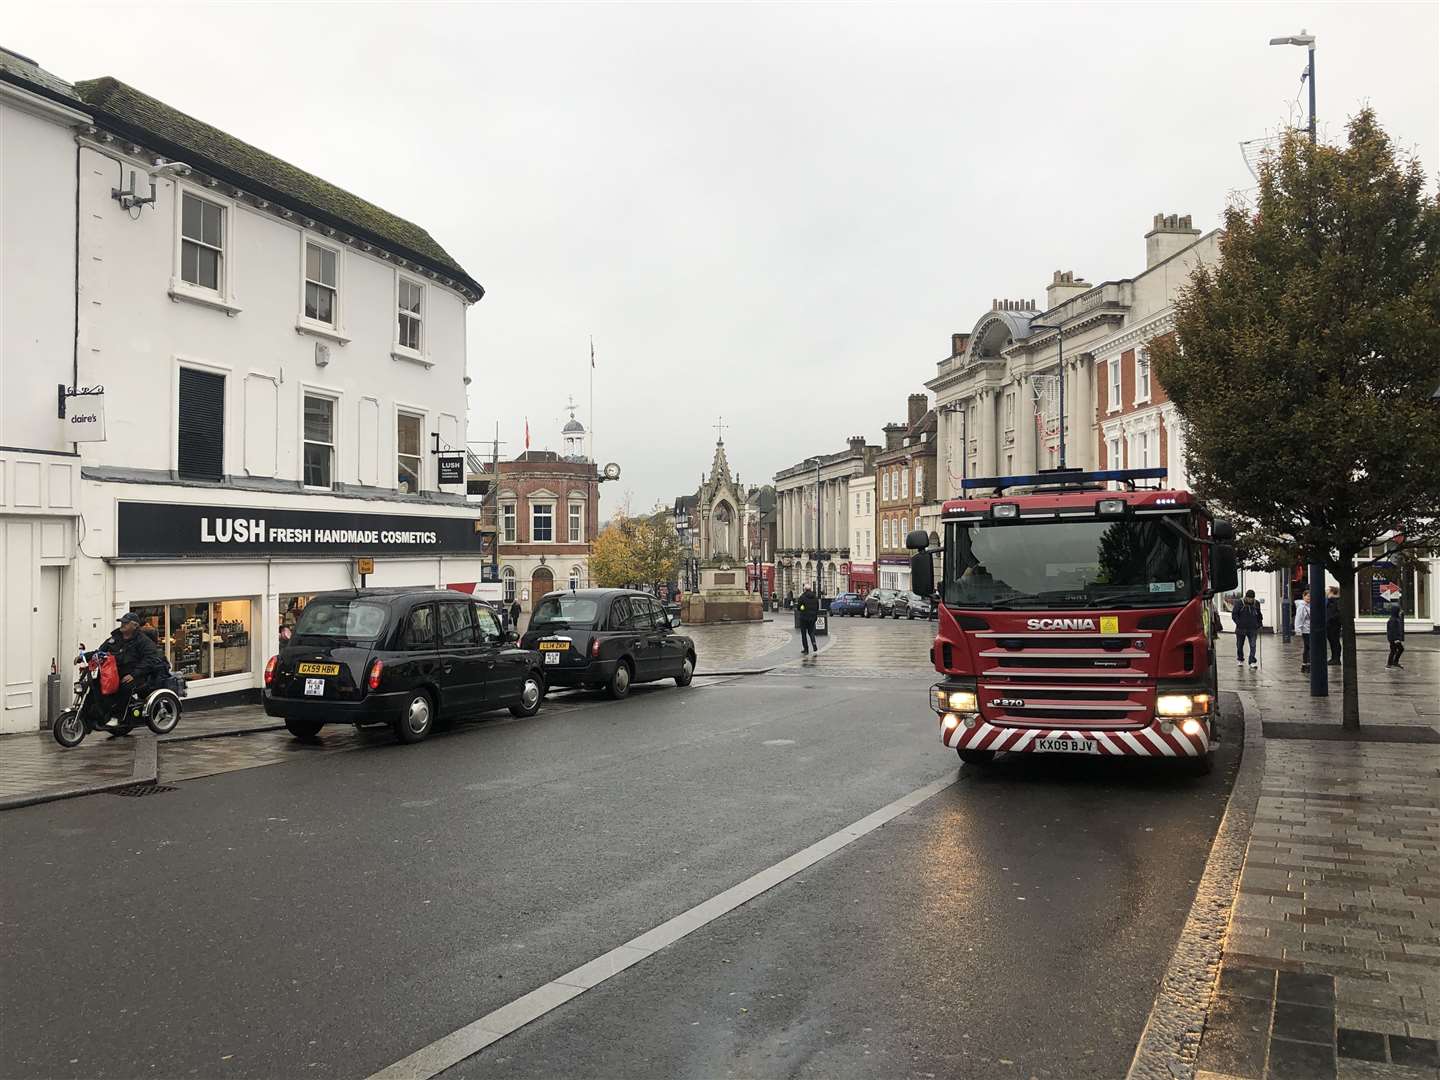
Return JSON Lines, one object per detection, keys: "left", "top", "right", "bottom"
{"left": 602, "top": 462, "right": 621, "bottom": 481}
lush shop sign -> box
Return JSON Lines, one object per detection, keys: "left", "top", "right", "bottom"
{"left": 117, "top": 501, "right": 485, "bottom": 557}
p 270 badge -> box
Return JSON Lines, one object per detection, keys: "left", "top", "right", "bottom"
{"left": 991, "top": 698, "right": 1025, "bottom": 708}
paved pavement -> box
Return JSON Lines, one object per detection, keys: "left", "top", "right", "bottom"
{"left": 0, "top": 616, "right": 1239, "bottom": 1080}
{"left": 1195, "top": 633, "right": 1440, "bottom": 1080}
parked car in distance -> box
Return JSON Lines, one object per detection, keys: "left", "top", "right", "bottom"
{"left": 901, "top": 592, "right": 937, "bottom": 619}
{"left": 827, "top": 592, "right": 865, "bottom": 616}
{"left": 263, "top": 588, "right": 546, "bottom": 744}
{"left": 520, "top": 589, "right": 696, "bottom": 700}
{"left": 663, "top": 601, "right": 683, "bottom": 626}
{"left": 865, "top": 588, "right": 908, "bottom": 619}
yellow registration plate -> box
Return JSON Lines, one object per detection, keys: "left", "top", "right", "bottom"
{"left": 297, "top": 663, "right": 341, "bottom": 676}
{"left": 538, "top": 641, "right": 569, "bottom": 651}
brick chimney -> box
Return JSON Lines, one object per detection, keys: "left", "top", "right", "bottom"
{"left": 907, "top": 393, "right": 928, "bottom": 427}
{"left": 1045, "top": 270, "right": 1091, "bottom": 310}
{"left": 1145, "top": 212, "right": 1201, "bottom": 267}
{"left": 883, "top": 423, "right": 907, "bottom": 450}
{"left": 950, "top": 332, "right": 969, "bottom": 357}
{"left": 848, "top": 435, "right": 867, "bottom": 453}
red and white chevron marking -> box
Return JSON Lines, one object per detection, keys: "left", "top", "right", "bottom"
{"left": 942, "top": 717, "right": 1209, "bottom": 757}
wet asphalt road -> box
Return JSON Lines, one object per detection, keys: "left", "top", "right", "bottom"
{"left": 0, "top": 665, "right": 1239, "bottom": 1080}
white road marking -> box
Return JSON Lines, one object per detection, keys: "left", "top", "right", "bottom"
{"left": 366, "top": 770, "right": 962, "bottom": 1080}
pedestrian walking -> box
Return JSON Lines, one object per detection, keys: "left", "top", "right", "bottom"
{"left": 1232, "top": 590, "right": 1263, "bottom": 668}
{"left": 796, "top": 586, "right": 819, "bottom": 655}
{"left": 1294, "top": 589, "right": 1312, "bottom": 673}
{"left": 1386, "top": 602, "right": 1406, "bottom": 668}
{"left": 1325, "top": 586, "right": 1343, "bottom": 666}
{"left": 509, "top": 599, "right": 522, "bottom": 631}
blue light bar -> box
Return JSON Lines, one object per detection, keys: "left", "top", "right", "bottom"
{"left": 961, "top": 467, "right": 1168, "bottom": 493}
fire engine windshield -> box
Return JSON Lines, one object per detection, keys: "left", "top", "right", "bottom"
{"left": 943, "top": 516, "right": 1194, "bottom": 609}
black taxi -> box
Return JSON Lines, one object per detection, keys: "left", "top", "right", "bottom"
{"left": 263, "top": 588, "right": 546, "bottom": 744}
{"left": 519, "top": 589, "right": 696, "bottom": 699}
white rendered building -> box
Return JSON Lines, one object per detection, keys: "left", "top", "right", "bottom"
{"left": 1, "top": 50, "right": 487, "bottom": 729}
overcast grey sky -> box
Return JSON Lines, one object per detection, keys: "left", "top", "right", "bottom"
{"left": 11, "top": 2, "right": 1437, "bottom": 516}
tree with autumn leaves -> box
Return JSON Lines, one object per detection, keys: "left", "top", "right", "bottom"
{"left": 1151, "top": 109, "right": 1440, "bottom": 729}
{"left": 590, "top": 514, "right": 683, "bottom": 591}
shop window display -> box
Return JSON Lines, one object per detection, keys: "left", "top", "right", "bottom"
{"left": 213, "top": 599, "right": 252, "bottom": 676}
{"left": 132, "top": 599, "right": 254, "bottom": 682}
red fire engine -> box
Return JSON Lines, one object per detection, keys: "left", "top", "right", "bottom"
{"left": 908, "top": 467, "right": 1239, "bottom": 773}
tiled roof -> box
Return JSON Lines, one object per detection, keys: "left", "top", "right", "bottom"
{"left": 0, "top": 46, "right": 82, "bottom": 102}
{"left": 72, "top": 76, "right": 481, "bottom": 298}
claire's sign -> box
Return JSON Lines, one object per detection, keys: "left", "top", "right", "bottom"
{"left": 117, "top": 501, "right": 484, "bottom": 558}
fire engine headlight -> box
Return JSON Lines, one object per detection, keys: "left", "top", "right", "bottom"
{"left": 948, "top": 690, "right": 978, "bottom": 712}
{"left": 932, "top": 684, "right": 978, "bottom": 713}
{"left": 1157, "top": 693, "right": 1211, "bottom": 717}
{"left": 1181, "top": 718, "right": 1205, "bottom": 737}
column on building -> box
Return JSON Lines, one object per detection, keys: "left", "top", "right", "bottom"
{"left": 978, "top": 388, "right": 996, "bottom": 477}
{"left": 1073, "top": 356, "right": 1095, "bottom": 470}
{"left": 1017, "top": 375, "right": 1038, "bottom": 475}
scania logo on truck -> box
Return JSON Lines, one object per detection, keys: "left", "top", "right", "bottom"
{"left": 1026, "top": 618, "right": 1097, "bottom": 630}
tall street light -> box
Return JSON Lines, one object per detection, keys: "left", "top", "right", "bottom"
{"left": 1028, "top": 322, "right": 1066, "bottom": 468}
{"left": 1270, "top": 30, "right": 1316, "bottom": 144}
{"left": 1271, "top": 28, "right": 1327, "bottom": 695}
{"left": 807, "top": 456, "right": 824, "bottom": 597}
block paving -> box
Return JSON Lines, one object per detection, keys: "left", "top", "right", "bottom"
{"left": 1197, "top": 634, "right": 1440, "bottom": 1080}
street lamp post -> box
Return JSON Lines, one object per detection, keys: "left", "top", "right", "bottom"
{"left": 1028, "top": 322, "right": 1066, "bottom": 468}
{"left": 1272, "top": 28, "right": 1327, "bottom": 696}
{"left": 812, "top": 457, "right": 823, "bottom": 598}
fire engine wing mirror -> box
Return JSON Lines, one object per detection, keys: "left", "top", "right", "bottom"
{"left": 1212, "top": 519, "right": 1239, "bottom": 594}
{"left": 910, "top": 551, "right": 935, "bottom": 598}
{"left": 906, "top": 531, "right": 936, "bottom": 597}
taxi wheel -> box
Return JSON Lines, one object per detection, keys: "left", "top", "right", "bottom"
{"left": 957, "top": 749, "right": 995, "bottom": 767}
{"left": 675, "top": 654, "right": 695, "bottom": 687}
{"left": 510, "top": 672, "right": 545, "bottom": 718}
{"left": 394, "top": 691, "right": 434, "bottom": 744}
{"left": 285, "top": 718, "right": 323, "bottom": 740}
{"left": 606, "top": 660, "right": 633, "bottom": 700}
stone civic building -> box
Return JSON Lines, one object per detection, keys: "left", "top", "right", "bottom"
{"left": 926, "top": 213, "right": 1219, "bottom": 504}
{"left": 773, "top": 437, "right": 879, "bottom": 597}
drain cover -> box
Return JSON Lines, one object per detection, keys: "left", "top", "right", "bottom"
{"left": 108, "top": 782, "right": 178, "bottom": 797}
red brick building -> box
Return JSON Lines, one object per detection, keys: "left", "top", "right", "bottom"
{"left": 874, "top": 393, "right": 936, "bottom": 593}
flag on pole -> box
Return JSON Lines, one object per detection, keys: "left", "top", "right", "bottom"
{"left": 590, "top": 337, "right": 595, "bottom": 368}
{"left": 524, "top": 418, "right": 530, "bottom": 450}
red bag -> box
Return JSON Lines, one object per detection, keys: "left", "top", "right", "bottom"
{"left": 98, "top": 654, "right": 120, "bottom": 695}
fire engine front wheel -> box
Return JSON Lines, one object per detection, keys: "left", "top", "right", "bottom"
{"left": 957, "top": 749, "right": 995, "bottom": 767}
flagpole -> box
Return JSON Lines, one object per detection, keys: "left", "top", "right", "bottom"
{"left": 589, "top": 336, "right": 595, "bottom": 462}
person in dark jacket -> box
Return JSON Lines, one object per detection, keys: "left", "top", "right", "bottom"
{"left": 1232, "top": 590, "right": 1263, "bottom": 667}
{"left": 1386, "top": 603, "right": 1406, "bottom": 668}
{"left": 100, "top": 612, "right": 168, "bottom": 730}
{"left": 796, "top": 587, "right": 819, "bottom": 655}
{"left": 508, "top": 600, "right": 522, "bottom": 631}
{"left": 1325, "top": 586, "right": 1344, "bottom": 665}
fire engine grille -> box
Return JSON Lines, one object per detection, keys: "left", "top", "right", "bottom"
{"left": 1007, "top": 708, "right": 1136, "bottom": 724}
{"left": 993, "top": 656, "right": 1136, "bottom": 670}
